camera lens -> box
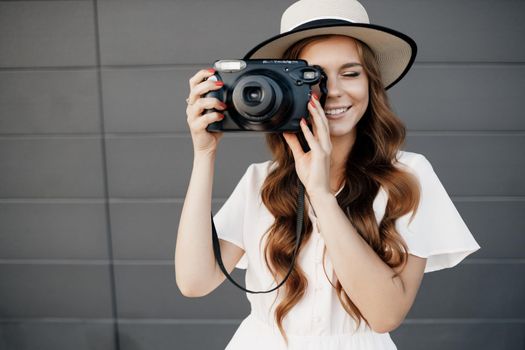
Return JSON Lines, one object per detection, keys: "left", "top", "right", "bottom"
{"left": 232, "top": 75, "right": 283, "bottom": 121}
{"left": 243, "top": 86, "right": 263, "bottom": 104}
{"left": 230, "top": 70, "right": 294, "bottom": 130}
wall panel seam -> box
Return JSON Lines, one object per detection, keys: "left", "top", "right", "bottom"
{"left": 2, "top": 61, "right": 525, "bottom": 72}
{"left": 1, "top": 131, "right": 525, "bottom": 138}
{"left": 2, "top": 318, "right": 523, "bottom": 324}
{"left": 92, "top": 0, "right": 121, "bottom": 348}
{"left": 0, "top": 258, "right": 523, "bottom": 265}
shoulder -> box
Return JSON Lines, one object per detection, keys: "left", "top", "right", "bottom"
{"left": 246, "top": 159, "right": 276, "bottom": 176}
{"left": 394, "top": 151, "right": 446, "bottom": 199}
{"left": 241, "top": 159, "right": 276, "bottom": 188}
{"left": 395, "top": 150, "right": 433, "bottom": 175}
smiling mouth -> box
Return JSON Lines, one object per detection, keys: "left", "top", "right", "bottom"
{"left": 324, "top": 106, "right": 351, "bottom": 119}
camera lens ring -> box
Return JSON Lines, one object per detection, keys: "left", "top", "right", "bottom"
{"left": 232, "top": 75, "right": 280, "bottom": 122}
{"left": 227, "top": 68, "right": 295, "bottom": 131}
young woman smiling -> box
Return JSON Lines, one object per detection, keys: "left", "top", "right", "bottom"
{"left": 176, "top": 1, "right": 481, "bottom": 348}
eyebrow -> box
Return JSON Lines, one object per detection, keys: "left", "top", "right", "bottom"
{"left": 341, "top": 63, "right": 362, "bottom": 68}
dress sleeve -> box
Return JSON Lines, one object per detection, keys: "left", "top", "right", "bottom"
{"left": 212, "top": 164, "right": 252, "bottom": 270}
{"left": 395, "top": 154, "right": 481, "bottom": 273}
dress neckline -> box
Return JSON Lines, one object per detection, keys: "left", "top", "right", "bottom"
{"left": 334, "top": 183, "right": 345, "bottom": 196}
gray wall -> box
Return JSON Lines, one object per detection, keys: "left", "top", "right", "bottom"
{"left": 0, "top": 0, "right": 523, "bottom": 349}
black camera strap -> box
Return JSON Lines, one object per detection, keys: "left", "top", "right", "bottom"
{"left": 209, "top": 70, "right": 326, "bottom": 293}
{"left": 211, "top": 180, "right": 305, "bottom": 294}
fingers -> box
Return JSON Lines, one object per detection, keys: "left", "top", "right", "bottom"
{"left": 299, "top": 117, "right": 322, "bottom": 153}
{"left": 308, "top": 94, "right": 331, "bottom": 152}
{"left": 196, "top": 111, "right": 225, "bottom": 129}
{"left": 189, "top": 111, "right": 225, "bottom": 131}
{"left": 186, "top": 67, "right": 227, "bottom": 134}
{"left": 187, "top": 79, "right": 224, "bottom": 106}
{"left": 187, "top": 97, "right": 227, "bottom": 120}
{"left": 187, "top": 67, "right": 224, "bottom": 106}
{"left": 186, "top": 67, "right": 226, "bottom": 124}
{"left": 282, "top": 132, "right": 305, "bottom": 160}
{"left": 189, "top": 68, "right": 215, "bottom": 89}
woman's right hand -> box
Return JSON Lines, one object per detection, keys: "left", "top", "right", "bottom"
{"left": 186, "top": 68, "right": 227, "bottom": 156}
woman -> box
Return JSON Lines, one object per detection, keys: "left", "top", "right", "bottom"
{"left": 175, "top": 0, "right": 481, "bottom": 349}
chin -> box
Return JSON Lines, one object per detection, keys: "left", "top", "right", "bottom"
{"left": 328, "top": 119, "right": 358, "bottom": 137}
{"left": 328, "top": 126, "right": 355, "bottom": 138}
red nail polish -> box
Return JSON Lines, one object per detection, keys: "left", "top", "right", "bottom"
{"left": 312, "top": 92, "right": 318, "bottom": 100}
{"left": 309, "top": 99, "right": 315, "bottom": 107}
{"left": 207, "top": 68, "right": 215, "bottom": 73}
{"left": 215, "top": 81, "right": 224, "bottom": 87}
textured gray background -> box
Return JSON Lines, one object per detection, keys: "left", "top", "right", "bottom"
{"left": 0, "top": 0, "right": 524, "bottom": 349}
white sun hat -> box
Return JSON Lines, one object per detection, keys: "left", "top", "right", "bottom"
{"left": 243, "top": 0, "right": 418, "bottom": 90}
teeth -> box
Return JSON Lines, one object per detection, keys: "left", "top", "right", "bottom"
{"left": 324, "top": 106, "right": 350, "bottom": 115}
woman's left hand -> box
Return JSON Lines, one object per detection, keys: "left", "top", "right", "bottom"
{"left": 283, "top": 93, "right": 332, "bottom": 197}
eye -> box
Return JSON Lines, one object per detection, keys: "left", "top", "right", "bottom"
{"left": 342, "top": 72, "right": 360, "bottom": 77}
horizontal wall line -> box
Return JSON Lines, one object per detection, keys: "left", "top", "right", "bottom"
{"left": 408, "top": 131, "right": 525, "bottom": 136}
{"left": 416, "top": 61, "right": 525, "bottom": 67}
{"left": 0, "top": 258, "right": 523, "bottom": 265}
{"left": 0, "top": 198, "right": 108, "bottom": 204}
{"left": 1, "top": 131, "right": 525, "bottom": 139}
{"left": 453, "top": 196, "right": 525, "bottom": 202}
{"left": 0, "top": 134, "right": 105, "bottom": 140}
{"left": 0, "top": 259, "right": 113, "bottom": 265}
{"left": 1, "top": 61, "right": 525, "bottom": 72}
{"left": 402, "top": 318, "right": 525, "bottom": 325}
{"left": 0, "top": 318, "right": 115, "bottom": 324}
{"left": 0, "top": 0, "right": 89, "bottom": 2}
{"left": 1, "top": 196, "right": 525, "bottom": 204}
{"left": 107, "top": 196, "right": 525, "bottom": 203}
{"left": 0, "top": 317, "right": 524, "bottom": 325}
{"left": 0, "top": 66, "right": 98, "bottom": 72}
{"left": 96, "top": 61, "right": 525, "bottom": 70}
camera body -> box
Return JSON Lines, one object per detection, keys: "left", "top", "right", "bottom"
{"left": 205, "top": 59, "right": 323, "bottom": 132}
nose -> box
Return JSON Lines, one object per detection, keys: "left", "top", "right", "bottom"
{"left": 325, "top": 74, "right": 343, "bottom": 98}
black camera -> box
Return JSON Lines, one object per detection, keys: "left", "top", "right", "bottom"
{"left": 205, "top": 59, "right": 325, "bottom": 132}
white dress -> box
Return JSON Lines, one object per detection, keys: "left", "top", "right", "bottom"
{"left": 213, "top": 150, "right": 481, "bottom": 349}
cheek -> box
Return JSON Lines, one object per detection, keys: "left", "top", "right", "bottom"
{"left": 359, "top": 89, "right": 369, "bottom": 107}
{"left": 348, "top": 81, "right": 369, "bottom": 104}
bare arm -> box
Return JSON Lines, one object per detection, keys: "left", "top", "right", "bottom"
{"left": 308, "top": 191, "right": 426, "bottom": 333}
{"left": 283, "top": 95, "right": 426, "bottom": 333}
{"left": 175, "top": 67, "right": 244, "bottom": 297}
{"left": 175, "top": 151, "right": 247, "bottom": 298}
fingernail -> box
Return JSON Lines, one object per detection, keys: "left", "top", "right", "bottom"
{"left": 207, "top": 68, "right": 215, "bottom": 73}
{"left": 218, "top": 114, "right": 225, "bottom": 119}
{"left": 309, "top": 99, "right": 315, "bottom": 107}
{"left": 312, "top": 93, "right": 318, "bottom": 100}
{"left": 215, "top": 81, "right": 224, "bottom": 87}
{"left": 219, "top": 102, "right": 227, "bottom": 108}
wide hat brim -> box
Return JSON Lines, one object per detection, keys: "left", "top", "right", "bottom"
{"left": 243, "top": 20, "right": 417, "bottom": 90}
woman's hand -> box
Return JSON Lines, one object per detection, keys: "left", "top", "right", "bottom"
{"left": 186, "top": 68, "right": 227, "bottom": 156}
{"left": 282, "top": 93, "right": 332, "bottom": 197}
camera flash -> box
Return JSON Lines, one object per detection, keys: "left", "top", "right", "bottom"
{"left": 215, "top": 60, "right": 247, "bottom": 72}
{"left": 303, "top": 71, "right": 317, "bottom": 79}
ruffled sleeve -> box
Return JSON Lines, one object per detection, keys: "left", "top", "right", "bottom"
{"left": 212, "top": 164, "right": 252, "bottom": 270}
{"left": 395, "top": 154, "right": 481, "bottom": 273}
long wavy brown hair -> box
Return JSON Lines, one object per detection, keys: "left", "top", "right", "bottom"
{"left": 259, "top": 34, "right": 421, "bottom": 345}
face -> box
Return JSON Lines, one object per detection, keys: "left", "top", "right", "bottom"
{"left": 298, "top": 35, "right": 369, "bottom": 139}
